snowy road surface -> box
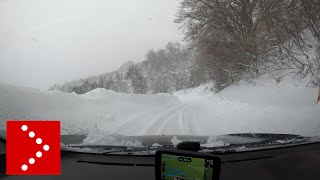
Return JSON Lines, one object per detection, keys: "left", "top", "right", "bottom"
{"left": 0, "top": 81, "right": 320, "bottom": 142}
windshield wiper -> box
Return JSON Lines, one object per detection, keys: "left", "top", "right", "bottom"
{"left": 64, "top": 135, "right": 311, "bottom": 155}
{"left": 66, "top": 144, "right": 174, "bottom": 155}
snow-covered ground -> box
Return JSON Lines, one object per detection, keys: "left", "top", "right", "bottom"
{"left": 0, "top": 76, "right": 319, "bottom": 144}
{"left": 174, "top": 81, "right": 320, "bottom": 137}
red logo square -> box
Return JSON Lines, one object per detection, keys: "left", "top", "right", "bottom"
{"left": 6, "top": 120, "right": 60, "bottom": 175}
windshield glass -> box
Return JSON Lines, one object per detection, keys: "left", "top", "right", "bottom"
{"left": 0, "top": 0, "right": 320, "bottom": 154}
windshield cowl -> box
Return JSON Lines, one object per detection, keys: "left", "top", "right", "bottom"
{"left": 61, "top": 133, "right": 311, "bottom": 155}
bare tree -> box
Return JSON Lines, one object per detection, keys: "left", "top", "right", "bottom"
{"left": 263, "top": 0, "right": 320, "bottom": 83}
{"left": 126, "top": 65, "right": 147, "bottom": 94}
{"left": 176, "top": 0, "right": 271, "bottom": 89}
{"left": 176, "top": 0, "right": 320, "bottom": 89}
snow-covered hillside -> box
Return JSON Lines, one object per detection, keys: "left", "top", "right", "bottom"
{"left": 50, "top": 42, "right": 194, "bottom": 94}
{"left": 1, "top": 75, "right": 319, "bottom": 145}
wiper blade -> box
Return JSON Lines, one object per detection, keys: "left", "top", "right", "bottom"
{"left": 204, "top": 137, "right": 312, "bottom": 154}
{"left": 66, "top": 144, "right": 174, "bottom": 155}
{"left": 69, "top": 145, "right": 129, "bottom": 150}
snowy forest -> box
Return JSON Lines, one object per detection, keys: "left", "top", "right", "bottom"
{"left": 50, "top": 0, "right": 320, "bottom": 94}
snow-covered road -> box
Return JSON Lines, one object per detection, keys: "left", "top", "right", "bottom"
{"left": 0, "top": 80, "right": 320, "bottom": 142}
{"left": 114, "top": 103, "right": 201, "bottom": 136}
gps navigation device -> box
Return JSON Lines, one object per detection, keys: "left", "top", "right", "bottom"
{"left": 155, "top": 150, "right": 221, "bottom": 180}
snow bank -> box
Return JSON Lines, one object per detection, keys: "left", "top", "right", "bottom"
{"left": 171, "top": 136, "right": 182, "bottom": 146}
{"left": 81, "top": 128, "right": 143, "bottom": 147}
{"left": 185, "top": 75, "right": 320, "bottom": 137}
{"left": 201, "top": 137, "right": 230, "bottom": 148}
{"left": 0, "top": 83, "right": 180, "bottom": 140}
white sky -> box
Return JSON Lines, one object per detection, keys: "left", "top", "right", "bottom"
{"left": 0, "top": 0, "right": 183, "bottom": 90}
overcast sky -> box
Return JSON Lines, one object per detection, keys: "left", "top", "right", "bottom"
{"left": 0, "top": 0, "right": 183, "bottom": 90}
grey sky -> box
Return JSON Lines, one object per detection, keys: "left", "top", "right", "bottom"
{"left": 0, "top": 0, "right": 183, "bottom": 90}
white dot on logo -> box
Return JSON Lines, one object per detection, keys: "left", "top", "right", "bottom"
{"left": 21, "top": 164, "right": 28, "bottom": 171}
{"left": 21, "top": 125, "right": 28, "bottom": 131}
{"left": 36, "top": 138, "right": 42, "bottom": 144}
{"left": 36, "top": 151, "right": 42, "bottom": 158}
{"left": 43, "top": 144, "right": 50, "bottom": 151}
{"left": 29, "top": 131, "right": 35, "bottom": 138}
{"left": 29, "top": 158, "right": 35, "bottom": 165}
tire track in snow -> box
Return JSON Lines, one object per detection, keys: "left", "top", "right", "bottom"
{"left": 187, "top": 105, "right": 202, "bottom": 135}
{"left": 114, "top": 101, "right": 202, "bottom": 136}
{"left": 112, "top": 106, "right": 164, "bottom": 134}
{"left": 139, "top": 104, "right": 188, "bottom": 135}
{"left": 171, "top": 104, "right": 202, "bottom": 135}
{"left": 144, "top": 103, "right": 202, "bottom": 135}
{"left": 153, "top": 105, "right": 190, "bottom": 135}
{"left": 178, "top": 111, "right": 187, "bottom": 134}
{"left": 114, "top": 104, "right": 183, "bottom": 135}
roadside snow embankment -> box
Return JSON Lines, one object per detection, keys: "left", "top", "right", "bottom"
{"left": 182, "top": 84, "right": 319, "bottom": 137}
{"left": 0, "top": 83, "right": 180, "bottom": 138}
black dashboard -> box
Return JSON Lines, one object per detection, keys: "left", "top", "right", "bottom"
{"left": 1, "top": 140, "right": 320, "bottom": 180}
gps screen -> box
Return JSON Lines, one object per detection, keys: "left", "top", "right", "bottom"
{"left": 160, "top": 154, "right": 215, "bottom": 180}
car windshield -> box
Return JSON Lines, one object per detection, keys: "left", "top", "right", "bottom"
{"left": 0, "top": 0, "right": 320, "bottom": 154}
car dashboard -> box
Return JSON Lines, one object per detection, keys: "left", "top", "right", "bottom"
{"left": 1, "top": 140, "right": 320, "bottom": 180}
